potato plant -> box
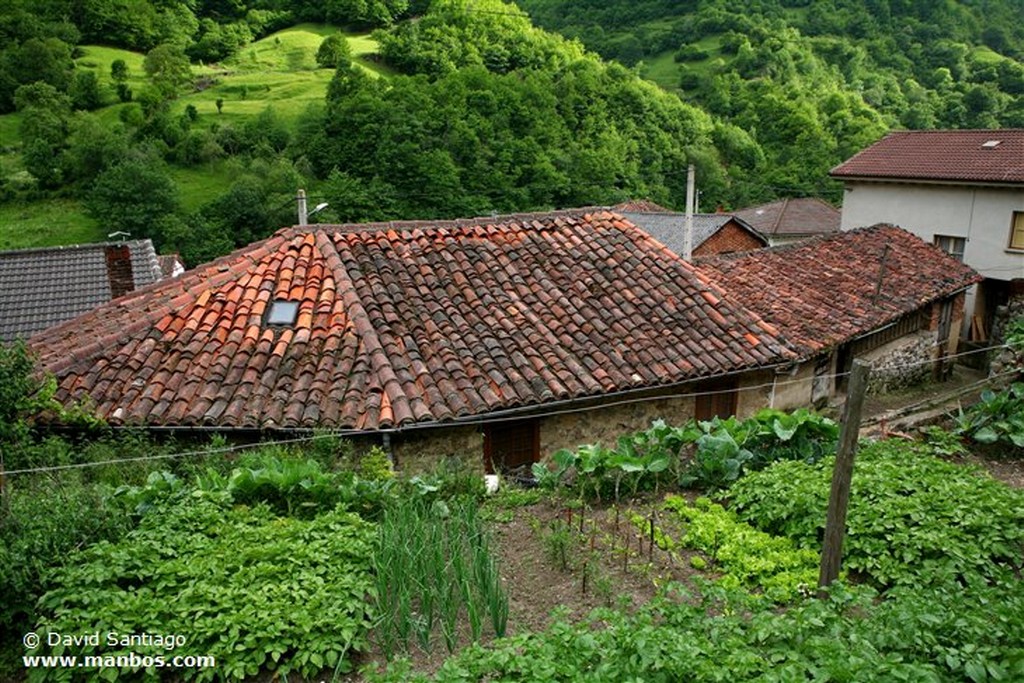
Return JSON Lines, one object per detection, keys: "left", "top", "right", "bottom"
{"left": 32, "top": 498, "right": 377, "bottom": 681}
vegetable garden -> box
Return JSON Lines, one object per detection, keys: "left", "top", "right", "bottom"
{"left": 1, "top": 369, "right": 1023, "bottom": 680}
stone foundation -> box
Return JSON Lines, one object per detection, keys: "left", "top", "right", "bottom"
{"left": 862, "top": 331, "right": 937, "bottom": 394}
{"left": 989, "top": 288, "right": 1024, "bottom": 381}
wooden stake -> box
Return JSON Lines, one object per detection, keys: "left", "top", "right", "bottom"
{"left": 818, "top": 359, "right": 871, "bottom": 592}
{"left": 649, "top": 516, "right": 655, "bottom": 561}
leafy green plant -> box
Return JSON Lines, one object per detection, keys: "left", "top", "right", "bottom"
{"left": 542, "top": 519, "right": 576, "bottom": 572}
{"left": 954, "top": 383, "right": 1024, "bottom": 454}
{"left": 726, "top": 438, "right": 1024, "bottom": 588}
{"left": 660, "top": 496, "right": 819, "bottom": 601}
{"left": 680, "top": 409, "right": 838, "bottom": 489}
{"left": 33, "top": 498, "right": 376, "bottom": 682}
{"left": 680, "top": 431, "right": 753, "bottom": 490}
{"left": 0, "top": 472, "right": 133, "bottom": 659}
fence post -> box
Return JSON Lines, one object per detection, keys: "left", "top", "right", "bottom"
{"left": 818, "top": 359, "right": 872, "bottom": 592}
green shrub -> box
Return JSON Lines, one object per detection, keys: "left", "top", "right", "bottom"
{"left": 661, "top": 496, "right": 819, "bottom": 602}
{"left": 34, "top": 498, "right": 376, "bottom": 681}
{"left": 0, "top": 473, "right": 132, "bottom": 649}
{"left": 725, "top": 438, "right": 1024, "bottom": 588}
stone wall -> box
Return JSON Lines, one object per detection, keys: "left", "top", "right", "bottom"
{"left": 390, "top": 424, "right": 484, "bottom": 475}
{"left": 539, "top": 371, "right": 772, "bottom": 457}
{"left": 384, "top": 371, "right": 778, "bottom": 470}
{"left": 768, "top": 360, "right": 819, "bottom": 411}
{"left": 539, "top": 392, "right": 695, "bottom": 457}
{"left": 862, "top": 331, "right": 937, "bottom": 394}
{"left": 989, "top": 284, "right": 1024, "bottom": 381}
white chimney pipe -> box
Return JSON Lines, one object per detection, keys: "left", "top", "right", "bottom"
{"left": 297, "top": 189, "right": 308, "bottom": 226}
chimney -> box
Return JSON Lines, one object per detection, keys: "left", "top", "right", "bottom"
{"left": 105, "top": 244, "right": 136, "bottom": 299}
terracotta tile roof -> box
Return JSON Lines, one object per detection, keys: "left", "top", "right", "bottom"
{"left": 0, "top": 240, "right": 163, "bottom": 342}
{"left": 620, "top": 212, "right": 767, "bottom": 255}
{"left": 733, "top": 198, "right": 840, "bottom": 237}
{"left": 830, "top": 129, "right": 1024, "bottom": 185}
{"left": 31, "top": 210, "right": 795, "bottom": 431}
{"left": 696, "top": 225, "right": 982, "bottom": 355}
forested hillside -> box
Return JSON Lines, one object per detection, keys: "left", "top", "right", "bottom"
{"left": 517, "top": 0, "right": 1024, "bottom": 199}
{"left": 2, "top": 0, "right": 1022, "bottom": 264}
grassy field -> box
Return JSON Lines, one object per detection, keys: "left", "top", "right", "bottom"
{"left": 0, "top": 199, "right": 103, "bottom": 249}
{"left": 643, "top": 35, "right": 723, "bottom": 91}
{"left": 0, "top": 25, "right": 383, "bottom": 250}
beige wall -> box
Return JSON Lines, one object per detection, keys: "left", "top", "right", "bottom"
{"left": 769, "top": 360, "right": 819, "bottom": 411}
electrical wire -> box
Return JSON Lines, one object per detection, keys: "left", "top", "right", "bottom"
{"left": 2, "top": 344, "right": 1016, "bottom": 478}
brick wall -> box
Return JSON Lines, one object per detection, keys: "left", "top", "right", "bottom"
{"left": 104, "top": 245, "right": 136, "bottom": 299}
{"left": 693, "top": 222, "right": 767, "bottom": 256}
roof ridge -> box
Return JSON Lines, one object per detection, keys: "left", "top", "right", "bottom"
{"left": 293, "top": 207, "right": 615, "bottom": 237}
{"left": 770, "top": 197, "right": 788, "bottom": 235}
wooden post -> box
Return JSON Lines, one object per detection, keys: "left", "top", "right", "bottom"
{"left": 818, "top": 359, "right": 871, "bottom": 591}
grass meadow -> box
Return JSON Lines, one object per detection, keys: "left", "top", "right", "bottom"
{"left": 0, "top": 25, "right": 381, "bottom": 249}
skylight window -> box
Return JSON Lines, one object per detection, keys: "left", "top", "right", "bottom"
{"left": 267, "top": 300, "right": 299, "bottom": 325}
{"left": 981, "top": 140, "right": 1002, "bottom": 149}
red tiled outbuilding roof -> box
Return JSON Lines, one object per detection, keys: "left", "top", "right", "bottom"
{"left": 696, "top": 225, "right": 982, "bottom": 355}
{"left": 830, "top": 129, "right": 1024, "bottom": 185}
{"left": 32, "top": 210, "right": 794, "bottom": 431}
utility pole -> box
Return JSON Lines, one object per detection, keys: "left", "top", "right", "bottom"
{"left": 296, "top": 189, "right": 309, "bottom": 226}
{"left": 818, "top": 359, "right": 871, "bottom": 592}
{"left": 683, "top": 164, "right": 695, "bottom": 261}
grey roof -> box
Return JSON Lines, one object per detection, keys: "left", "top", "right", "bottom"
{"left": 733, "top": 198, "right": 840, "bottom": 237}
{"left": 620, "top": 212, "right": 761, "bottom": 254}
{"left": 0, "top": 240, "right": 163, "bottom": 342}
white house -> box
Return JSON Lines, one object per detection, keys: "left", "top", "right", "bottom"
{"left": 831, "top": 129, "right": 1024, "bottom": 343}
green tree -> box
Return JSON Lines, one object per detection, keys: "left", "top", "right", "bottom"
{"left": 316, "top": 33, "right": 352, "bottom": 68}
{"left": 86, "top": 150, "right": 181, "bottom": 243}
{"left": 110, "top": 58, "right": 129, "bottom": 82}
{"left": 69, "top": 70, "right": 102, "bottom": 110}
{"left": 15, "top": 82, "right": 72, "bottom": 188}
{"left": 143, "top": 43, "right": 193, "bottom": 99}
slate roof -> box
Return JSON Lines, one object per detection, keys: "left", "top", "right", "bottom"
{"left": 696, "top": 225, "right": 982, "bottom": 355}
{"left": 830, "top": 129, "right": 1024, "bottom": 185}
{"left": 0, "top": 240, "right": 163, "bottom": 342}
{"left": 733, "top": 198, "right": 840, "bottom": 237}
{"left": 31, "top": 210, "right": 794, "bottom": 431}
{"left": 620, "top": 212, "right": 767, "bottom": 255}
